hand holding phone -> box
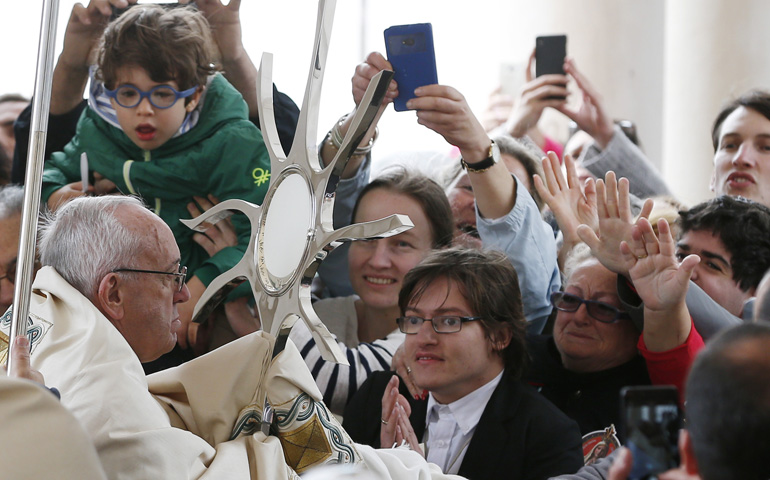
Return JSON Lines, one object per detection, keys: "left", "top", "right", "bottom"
{"left": 384, "top": 23, "right": 438, "bottom": 112}
{"left": 620, "top": 386, "right": 682, "bottom": 480}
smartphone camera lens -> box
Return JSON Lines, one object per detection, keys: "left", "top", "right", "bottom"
{"left": 402, "top": 37, "right": 415, "bottom": 47}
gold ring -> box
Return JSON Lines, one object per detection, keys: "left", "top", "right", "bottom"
{"left": 637, "top": 254, "right": 648, "bottom": 260}
{"left": 381, "top": 418, "right": 388, "bottom": 425}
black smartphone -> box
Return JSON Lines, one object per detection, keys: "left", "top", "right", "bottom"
{"left": 384, "top": 23, "right": 438, "bottom": 112}
{"left": 620, "top": 386, "right": 682, "bottom": 480}
{"left": 535, "top": 34, "right": 567, "bottom": 77}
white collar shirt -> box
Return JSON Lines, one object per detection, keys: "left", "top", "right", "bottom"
{"left": 423, "top": 370, "right": 504, "bottom": 474}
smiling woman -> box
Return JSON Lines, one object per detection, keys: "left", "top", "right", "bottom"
{"left": 289, "top": 168, "right": 454, "bottom": 415}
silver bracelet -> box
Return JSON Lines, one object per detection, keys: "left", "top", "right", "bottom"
{"left": 329, "top": 113, "right": 378, "bottom": 156}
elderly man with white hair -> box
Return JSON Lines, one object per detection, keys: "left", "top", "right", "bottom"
{"left": 1, "top": 195, "right": 464, "bottom": 480}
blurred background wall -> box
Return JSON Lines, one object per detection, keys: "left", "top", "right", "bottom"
{"left": 2, "top": 0, "right": 769, "bottom": 205}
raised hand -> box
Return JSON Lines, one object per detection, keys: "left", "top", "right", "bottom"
{"left": 408, "top": 85, "right": 489, "bottom": 158}
{"left": 558, "top": 58, "right": 615, "bottom": 149}
{"left": 620, "top": 218, "right": 697, "bottom": 352}
{"left": 182, "top": 0, "right": 242, "bottom": 61}
{"left": 576, "top": 172, "right": 653, "bottom": 276}
{"left": 504, "top": 50, "right": 569, "bottom": 138}
{"left": 53, "top": 0, "right": 139, "bottom": 114}
{"left": 533, "top": 151, "right": 598, "bottom": 250}
{"left": 352, "top": 52, "right": 398, "bottom": 108}
{"left": 620, "top": 218, "right": 698, "bottom": 313}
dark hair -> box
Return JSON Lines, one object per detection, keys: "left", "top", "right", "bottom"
{"left": 351, "top": 168, "right": 454, "bottom": 249}
{"left": 755, "top": 270, "right": 770, "bottom": 323}
{"left": 97, "top": 5, "right": 218, "bottom": 92}
{"left": 677, "top": 196, "right": 770, "bottom": 292}
{"left": 398, "top": 247, "right": 528, "bottom": 378}
{"left": 0, "top": 94, "right": 29, "bottom": 105}
{"left": 685, "top": 323, "right": 770, "bottom": 480}
{"left": 493, "top": 135, "right": 545, "bottom": 211}
{"left": 711, "top": 90, "right": 770, "bottom": 151}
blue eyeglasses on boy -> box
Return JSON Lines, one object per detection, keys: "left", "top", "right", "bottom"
{"left": 104, "top": 84, "right": 198, "bottom": 109}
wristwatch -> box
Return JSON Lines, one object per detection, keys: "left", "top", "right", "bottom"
{"left": 460, "top": 140, "right": 500, "bottom": 173}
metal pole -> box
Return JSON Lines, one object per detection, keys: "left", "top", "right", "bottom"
{"left": 7, "top": 0, "right": 60, "bottom": 376}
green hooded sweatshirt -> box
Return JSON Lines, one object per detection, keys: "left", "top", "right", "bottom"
{"left": 42, "top": 74, "right": 271, "bottom": 288}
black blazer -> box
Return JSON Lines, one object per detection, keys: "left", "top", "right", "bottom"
{"left": 344, "top": 371, "right": 583, "bottom": 480}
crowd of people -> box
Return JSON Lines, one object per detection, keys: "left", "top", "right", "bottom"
{"left": 1, "top": 0, "right": 769, "bottom": 479}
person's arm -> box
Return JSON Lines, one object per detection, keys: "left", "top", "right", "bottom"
{"left": 533, "top": 151, "right": 598, "bottom": 269}
{"left": 315, "top": 52, "right": 398, "bottom": 298}
{"left": 185, "top": 0, "right": 301, "bottom": 154}
{"left": 620, "top": 217, "right": 701, "bottom": 397}
{"left": 288, "top": 316, "right": 405, "bottom": 416}
{"left": 503, "top": 50, "right": 570, "bottom": 139}
{"left": 620, "top": 218, "right": 698, "bottom": 352}
{"left": 579, "top": 126, "right": 671, "bottom": 199}
{"left": 559, "top": 58, "right": 670, "bottom": 198}
{"left": 410, "top": 85, "right": 559, "bottom": 330}
{"left": 13, "top": 0, "right": 132, "bottom": 185}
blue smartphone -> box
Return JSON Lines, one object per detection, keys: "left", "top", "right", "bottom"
{"left": 384, "top": 23, "right": 438, "bottom": 112}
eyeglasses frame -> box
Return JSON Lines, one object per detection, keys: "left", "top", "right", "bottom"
{"left": 550, "top": 291, "right": 630, "bottom": 324}
{"left": 104, "top": 84, "right": 198, "bottom": 110}
{"left": 112, "top": 265, "right": 188, "bottom": 292}
{"left": 396, "top": 315, "right": 482, "bottom": 334}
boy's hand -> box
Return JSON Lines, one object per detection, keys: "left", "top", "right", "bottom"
{"left": 47, "top": 182, "right": 94, "bottom": 211}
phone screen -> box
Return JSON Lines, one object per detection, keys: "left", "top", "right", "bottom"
{"left": 621, "top": 386, "right": 682, "bottom": 480}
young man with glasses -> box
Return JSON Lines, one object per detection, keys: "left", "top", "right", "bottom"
{"left": 39, "top": 4, "right": 271, "bottom": 367}
{"left": 344, "top": 247, "right": 583, "bottom": 480}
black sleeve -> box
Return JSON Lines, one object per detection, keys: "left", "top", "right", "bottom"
{"left": 249, "top": 83, "right": 300, "bottom": 157}
{"left": 12, "top": 99, "right": 87, "bottom": 185}
{"left": 342, "top": 371, "right": 395, "bottom": 448}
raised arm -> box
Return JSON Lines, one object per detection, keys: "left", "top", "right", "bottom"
{"left": 620, "top": 218, "right": 703, "bottom": 395}
{"left": 52, "top": 0, "right": 136, "bottom": 115}
{"left": 621, "top": 218, "right": 698, "bottom": 352}
{"left": 533, "top": 151, "right": 598, "bottom": 268}
{"left": 560, "top": 58, "right": 670, "bottom": 198}
{"left": 411, "top": 85, "right": 559, "bottom": 330}
{"left": 184, "top": 0, "right": 300, "bottom": 152}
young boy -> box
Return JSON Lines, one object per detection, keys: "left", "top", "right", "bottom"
{"left": 41, "top": 5, "right": 270, "bottom": 361}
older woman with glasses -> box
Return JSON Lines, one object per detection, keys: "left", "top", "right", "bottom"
{"left": 525, "top": 247, "right": 650, "bottom": 438}
{"left": 343, "top": 248, "right": 583, "bottom": 480}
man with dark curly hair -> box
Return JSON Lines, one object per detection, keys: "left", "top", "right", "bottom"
{"left": 675, "top": 195, "right": 770, "bottom": 318}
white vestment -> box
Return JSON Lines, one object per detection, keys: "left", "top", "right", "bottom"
{"left": 0, "top": 267, "right": 461, "bottom": 480}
